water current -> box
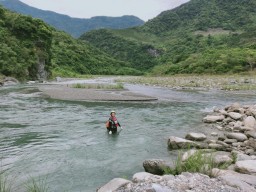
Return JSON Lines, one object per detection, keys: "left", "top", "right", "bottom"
{"left": 0, "top": 78, "right": 256, "bottom": 192}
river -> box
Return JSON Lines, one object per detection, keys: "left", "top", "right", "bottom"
{"left": 0, "top": 78, "right": 256, "bottom": 192}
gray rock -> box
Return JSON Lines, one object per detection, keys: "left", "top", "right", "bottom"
{"left": 244, "top": 116, "right": 256, "bottom": 129}
{"left": 232, "top": 151, "right": 253, "bottom": 161}
{"left": 167, "top": 136, "right": 197, "bottom": 150}
{"left": 211, "top": 132, "right": 218, "bottom": 137}
{"left": 245, "top": 131, "right": 256, "bottom": 138}
{"left": 213, "top": 151, "right": 233, "bottom": 165}
{"left": 228, "top": 112, "right": 243, "bottom": 120}
{"left": 212, "top": 168, "right": 256, "bottom": 192}
{"left": 225, "top": 103, "right": 241, "bottom": 112}
{"left": 203, "top": 115, "right": 225, "bottom": 123}
{"left": 235, "top": 160, "right": 256, "bottom": 175}
{"left": 247, "top": 139, "right": 256, "bottom": 150}
{"left": 224, "top": 139, "right": 237, "bottom": 144}
{"left": 185, "top": 132, "right": 207, "bottom": 141}
{"left": 97, "top": 178, "right": 131, "bottom": 192}
{"left": 3, "top": 77, "right": 19, "bottom": 86}
{"left": 132, "top": 172, "right": 162, "bottom": 183}
{"left": 226, "top": 132, "right": 248, "bottom": 142}
{"left": 143, "top": 159, "right": 172, "bottom": 175}
{"left": 209, "top": 143, "right": 225, "bottom": 151}
{"left": 216, "top": 140, "right": 230, "bottom": 148}
{"left": 182, "top": 149, "right": 197, "bottom": 161}
{"left": 245, "top": 149, "right": 255, "bottom": 155}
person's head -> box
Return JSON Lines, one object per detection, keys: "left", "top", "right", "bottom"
{"left": 110, "top": 110, "right": 116, "bottom": 117}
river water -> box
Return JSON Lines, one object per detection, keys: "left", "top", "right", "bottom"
{"left": 0, "top": 79, "right": 256, "bottom": 192}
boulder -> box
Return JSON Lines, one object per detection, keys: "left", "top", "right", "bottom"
{"left": 235, "top": 160, "right": 256, "bottom": 175}
{"left": 143, "top": 159, "right": 172, "bottom": 175}
{"left": 209, "top": 143, "right": 225, "bottom": 151}
{"left": 97, "top": 178, "right": 131, "bottom": 192}
{"left": 228, "top": 112, "right": 243, "bottom": 120}
{"left": 212, "top": 151, "right": 233, "bottom": 165}
{"left": 245, "top": 131, "right": 256, "bottom": 139}
{"left": 226, "top": 133, "right": 248, "bottom": 142}
{"left": 203, "top": 115, "right": 225, "bottom": 123}
{"left": 212, "top": 168, "right": 256, "bottom": 192}
{"left": 185, "top": 132, "right": 207, "bottom": 141}
{"left": 167, "top": 136, "right": 197, "bottom": 150}
{"left": 132, "top": 172, "right": 162, "bottom": 183}
{"left": 3, "top": 77, "right": 19, "bottom": 86}
{"left": 244, "top": 116, "right": 256, "bottom": 129}
{"left": 225, "top": 103, "right": 241, "bottom": 112}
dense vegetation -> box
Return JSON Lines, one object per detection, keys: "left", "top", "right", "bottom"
{"left": 0, "top": 6, "right": 140, "bottom": 80}
{"left": 82, "top": 0, "right": 256, "bottom": 75}
{"left": 0, "top": 0, "right": 144, "bottom": 38}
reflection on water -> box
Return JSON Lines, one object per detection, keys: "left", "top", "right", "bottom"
{"left": 0, "top": 84, "right": 256, "bottom": 192}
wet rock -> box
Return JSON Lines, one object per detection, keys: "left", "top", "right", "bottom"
{"left": 203, "top": 115, "right": 225, "bottom": 123}
{"left": 226, "top": 133, "right": 248, "bottom": 142}
{"left": 97, "top": 178, "right": 131, "bottom": 192}
{"left": 143, "top": 159, "right": 172, "bottom": 175}
{"left": 3, "top": 77, "right": 19, "bottom": 86}
{"left": 228, "top": 112, "right": 243, "bottom": 120}
{"left": 185, "top": 132, "right": 207, "bottom": 141}
{"left": 235, "top": 160, "right": 256, "bottom": 175}
{"left": 167, "top": 136, "right": 197, "bottom": 150}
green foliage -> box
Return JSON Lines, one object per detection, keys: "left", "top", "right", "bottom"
{"left": 165, "top": 150, "right": 233, "bottom": 176}
{"left": 0, "top": 172, "right": 11, "bottom": 192}
{"left": 80, "top": 29, "right": 159, "bottom": 71}
{"left": 0, "top": 0, "right": 144, "bottom": 38}
{"left": 81, "top": 0, "right": 256, "bottom": 75}
{"left": 25, "top": 177, "right": 49, "bottom": 192}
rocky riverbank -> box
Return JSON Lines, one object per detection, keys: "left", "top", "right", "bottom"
{"left": 97, "top": 103, "right": 256, "bottom": 192}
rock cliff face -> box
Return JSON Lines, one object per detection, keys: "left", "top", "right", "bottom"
{"left": 36, "top": 57, "right": 47, "bottom": 80}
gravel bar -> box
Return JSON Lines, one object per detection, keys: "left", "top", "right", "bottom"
{"left": 39, "top": 85, "right": 158, "bottom": 101}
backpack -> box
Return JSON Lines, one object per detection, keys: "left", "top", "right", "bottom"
{"left": 105, "top": 120, "right": 110, "bottom": 128}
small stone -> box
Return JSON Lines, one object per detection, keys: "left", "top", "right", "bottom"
{"left": 185, "top": 133, "right": 207, "bottom": 141}
{"left": 224, "top": 139, "right": 237, "bottom": 144}
{"left": 244, "top": 116, "right": 256, "bottom": 128}
{"left": 217, "top": 136, "right": 225, "bottom": 141}
{"left": 209, "top": 143, "right": 224, "bottom": 151}
{"left": 226, "top": 133, "right": 248, "bottom": 142}
{"left": 211, "top": 132, "right": 218, "bottom": 136}
{"left": 245, "top": 131, "right": 256, "bottom": 139}
{"left": 228, "top": 112, "right": 243, "bottom": 120}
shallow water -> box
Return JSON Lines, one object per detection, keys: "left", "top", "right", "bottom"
{"left": 0, "top": 81, "right": 256, "bottom": 192}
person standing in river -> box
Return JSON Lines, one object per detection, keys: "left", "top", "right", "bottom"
{"left": 106, "top": 110, "right": 122, "bottom": 134}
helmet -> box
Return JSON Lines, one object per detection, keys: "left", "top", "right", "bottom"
{"left": 110, "top": 110, "right": 116, "bottom": 115}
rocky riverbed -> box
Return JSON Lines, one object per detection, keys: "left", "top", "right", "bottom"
{"left": 98, "top": 103, "right": 256, "bottom": 192}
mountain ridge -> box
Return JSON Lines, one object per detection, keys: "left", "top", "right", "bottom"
{"left": 0, "top": 0, "right": 144, "bottom": 37}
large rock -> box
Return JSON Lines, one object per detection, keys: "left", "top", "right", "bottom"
{"left": 167, "top": 136, "right": 197, "bottom": 150}
{"left": 212, "top": 151, "right": 233, "bottom": 165}
{"left": 143, "top": 159, "right": 172, "bottom": 175}
{"left": 235, "top": 160, "right": 256, "bottom": 175}
{"left": 225, "top": 103, "right": 241, "bottom": 112}
{"left": 245, "top": 131, "right": 256, "bottom": 139}
{"left": 132, "top": 172, "right": 163, "bottom": 183}
{"left": 228, "top": 112, "right": 243, "bottom": 120}
{"left": 185, "top": 132, "right": 207, "bottom": 141}
{"left": 244, "top": 116, "right": 256, "bottom": 129}
{"left": 212, "top": 168, "right": 256, "bottom": 192}
{"left": 203, "top": 115, "right": 225, "bottom": 123}
{"left": 97, "top": 178, "right": 131, "bottom": 192}
{"left": 3, "top": 76, "right": 19, "bottom": 86}
{"left": 226, "top": 132, "right": 248, "bottom": 142}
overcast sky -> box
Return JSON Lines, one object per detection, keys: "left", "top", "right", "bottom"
{"left": 19, "top": 0, "right": 189, "bottom": 21}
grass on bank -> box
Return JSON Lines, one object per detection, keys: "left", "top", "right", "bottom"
{"left": 72, "top": 83, "right": 124, "bottom": 90}
{"left": 25, "top": 177, "right": 49, "bottom": 192}
{"left": 164, "top": 150, "right": 234, "bottom": 177}
{"left": 0, "top": 172, "right": 12, "bottom": 192}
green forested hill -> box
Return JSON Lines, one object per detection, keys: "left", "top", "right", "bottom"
{"left": 0, "top": 6, "right": 140, "bottom": 80}
{"left": 0, "top": 0, "right": 144, "bottom": 38}
{"left": 81, "top": 0, "right": 256, "bottom": 75}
